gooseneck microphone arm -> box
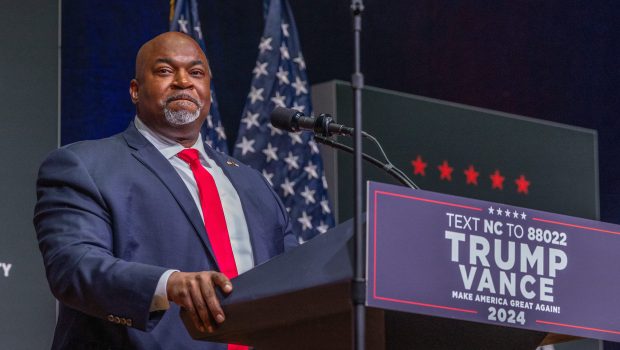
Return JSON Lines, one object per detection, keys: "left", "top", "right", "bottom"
{"left": 269, "top": 107, "right": 419, "bottom": 189}
{"left": 314, "top": 136, "right": 419, "bottom": 189}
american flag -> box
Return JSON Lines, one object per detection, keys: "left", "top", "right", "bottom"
{"left": 170, "top": 0, "right": 229, "bottom": 154}
{"left": 233, "top": 0, "right": 335, "bottom": 242}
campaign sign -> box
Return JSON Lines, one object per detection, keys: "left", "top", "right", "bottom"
{"left": 367, "top": 181, "right": 620, "bottom": 342}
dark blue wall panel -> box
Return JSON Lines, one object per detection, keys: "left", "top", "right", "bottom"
{"left": 61, "top": 1, "right": 620, "bottom": 225}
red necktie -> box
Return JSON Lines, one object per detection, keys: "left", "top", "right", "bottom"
{"left": 177, "top": 149, "right": 247, "bottom": 350}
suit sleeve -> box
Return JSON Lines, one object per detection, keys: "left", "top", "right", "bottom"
{"left": 33, "top": 147, "right": 169, "bottom": 331}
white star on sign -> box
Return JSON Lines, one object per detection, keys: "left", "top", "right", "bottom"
{"left": 241, "top": 111, "right": 260, "bottom": 130}
{"left": 280, "top": 44, "right": 290, "bottom": 60}
{"left": 297, "top": 211, "right": 313, "bottom": 231}
{"left": 252, "top": 61, "right": 269, "bottom": 79}
{"left": 281, "top": 23, "right": 290, "bottom": 37}
{"left": 505, "top": 209, "right": 512, "bottom": 217}
{"left": 513, "top": 210, "right": 519, "bottom": 218}
{"left": 276, "top": 67, "right": 290, "bottom": 85}
{"left": 280, "top": 178, "right": 296, "bottom": 197}
{"left": 284, "top": 152, "right": 300, "bottom": 170}
{"left": 292, "top": 76, "right": 308, "bottom": 96}
{"left": 268, "top": 123, "right": 283, "bottom": 136}
{"left": 293, "top": 54, "right": 306, "bottom": 70}
{"left": 262, "top": 169, "right": 274, "bottom": 186}
{"left": 304, "top": 161, "right": 319, "bottom": 179}
{"left": 289, "top": 132, "right": 303, "bottom": 145}
{"left": 488, "top": 206, "right": 494, "bottom": 214}
{"left": 320, "top": 199, "right": 331, "bottom": 214}
{"left": 271, "top": 92, "right": 286, "bottom": 107}
{"left": 262, "top": 143, "right": 279, "bottom": 162}
{"left": 521, "top": 212, "right": 527, "bottom": 220}
{"left": 178, "top": 16, "right": 189, "bottom": 33}
{"left": 248, "top": 86, "right": 264, "bottom": 104}
{"left": 300, "top": 186, "right": 316, "bottom": 204}
{"left": 235, "top": 137, "right": 255, "bottom": 156}
{"left": 258, "top": 37, "right": 273, "bottom": 53}
{"left": 496, "top": 208, "right": 503, "bottom": 216}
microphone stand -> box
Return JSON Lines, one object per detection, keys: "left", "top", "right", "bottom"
{"left": 351, "top": 1, "right": 365, "bottom": 349}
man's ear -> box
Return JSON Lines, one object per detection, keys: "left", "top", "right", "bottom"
{"left": 129, "top": 79, "right": 139, "bottom": 104}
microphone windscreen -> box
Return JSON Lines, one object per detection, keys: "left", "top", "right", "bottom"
{"left": 270, "top": 107, "right": 302, "bottom": 131}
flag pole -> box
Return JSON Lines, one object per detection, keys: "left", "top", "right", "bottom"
{"left": 351, "top": 1, "right": 365, "bottom": 350}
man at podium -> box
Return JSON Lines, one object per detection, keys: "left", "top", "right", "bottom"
{"left": 33, "top": 32, "right": 296, "bottom": 349}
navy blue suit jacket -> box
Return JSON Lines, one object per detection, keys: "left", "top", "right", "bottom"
{"left": 34, "top": 123, "right": 297, "bottom": 349}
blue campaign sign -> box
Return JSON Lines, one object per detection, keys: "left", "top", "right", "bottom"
{"left": 367, "top": 181, "right": 620, "bottom": 342}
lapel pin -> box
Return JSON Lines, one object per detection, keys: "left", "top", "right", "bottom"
{"left": 226, "top": 160, "right": 239, "bottom": 167}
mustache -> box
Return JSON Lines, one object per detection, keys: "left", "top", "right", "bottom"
{"left": 165, "top": 93, "right": 201, "bottom": 107}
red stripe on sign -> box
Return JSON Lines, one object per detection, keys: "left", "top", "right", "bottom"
{"left": 536, "top": 320, "right": 620, "bottom": 335}
{"left": 375, "top": 190, "right": 483, "bottom": 211}
{"left": 373, "top": 190, "right": 379, "bottom": 300}
{"left": 374, "top": 295, "right": 478, "bottom": 314}
{"left": 532, "top": 217, "right": 620, "bottom": 236}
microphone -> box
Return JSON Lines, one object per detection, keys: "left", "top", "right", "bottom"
{"left": 270, "top": 107, "right": 354, "bottom": 136}
{"left": 270, "top": 107, "right": 419, "bottom": 189}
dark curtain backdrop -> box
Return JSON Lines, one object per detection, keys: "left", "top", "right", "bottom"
{"left": 62, "top": 1, "right": 620, "bottom": 227}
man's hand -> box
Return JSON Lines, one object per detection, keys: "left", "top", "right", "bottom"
{"left": 166, "top": 271, "right": 232, "bottom": 333}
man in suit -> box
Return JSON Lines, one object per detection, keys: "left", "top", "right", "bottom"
{"left": 34, "top": 31, "right": 296, "bottom": 349}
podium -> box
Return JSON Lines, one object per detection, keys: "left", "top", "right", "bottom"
{"left": 181, "top": 219, "right": 547, "bottom": 349}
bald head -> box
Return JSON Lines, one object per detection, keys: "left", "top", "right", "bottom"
{"left": 135, "top": 32, "right": 209, "bottom": 81}
{"left": 129, "top": 31, "right": 212, "bottom": 147}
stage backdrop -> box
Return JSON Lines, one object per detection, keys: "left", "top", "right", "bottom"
{"left": 60, "top": 0, "right": 620, "bottom": 225}
{"left": 58, "top": 2, "right": 620, "bottom": 349}
{"left": 313, "top": 81, "right": 598, "bottom": 222}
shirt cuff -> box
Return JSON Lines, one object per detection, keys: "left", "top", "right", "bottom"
{"left": 149, "top": 269, "right": 179, "bottom": 312}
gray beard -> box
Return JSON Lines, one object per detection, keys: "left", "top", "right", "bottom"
{"left": 163, "top": 106, "right": 201, "bottom": 126}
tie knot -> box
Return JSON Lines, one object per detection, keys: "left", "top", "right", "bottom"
{"left": 177, "top": 148, "right": 200, "bottom": 165}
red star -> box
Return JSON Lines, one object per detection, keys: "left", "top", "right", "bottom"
{"left": 411, "top": 155, "right": 427, "bottom": 176}
{"left": 437, "top": 160, "right": 454, "bottom": 181}
{"left": 463, "top": 165, "right": 479, "bottom": 185}
{"left": 490, "top": 170, "right": 505, "bottom": 190}
{"left": 515, "top": 175, "right": 531, "bottom": 194}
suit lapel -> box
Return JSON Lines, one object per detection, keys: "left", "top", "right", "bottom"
{"left": 122, "top": 124, "right": 219, "bottom": 270}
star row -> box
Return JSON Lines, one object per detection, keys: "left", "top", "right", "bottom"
{"left": 411, "top": 155, "right": 531, "bottom": 194}
{"left": 487, "top": 206, "right": 527, "bottom": 220}
{"left": 247, "top": 77, "right": 307, "bottom": 107}
{"left": 252, "top": 61, "right": 308, "bottom": 94}
{"left": 260, "top": 161, "right": 324, "bottom": 188}
{"left": 235, "top": 137, "right": 320, "bottom": 160}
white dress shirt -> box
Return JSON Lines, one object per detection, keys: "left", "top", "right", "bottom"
{"left": 134, "top": 117, "right": 254, "bottom": 311}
